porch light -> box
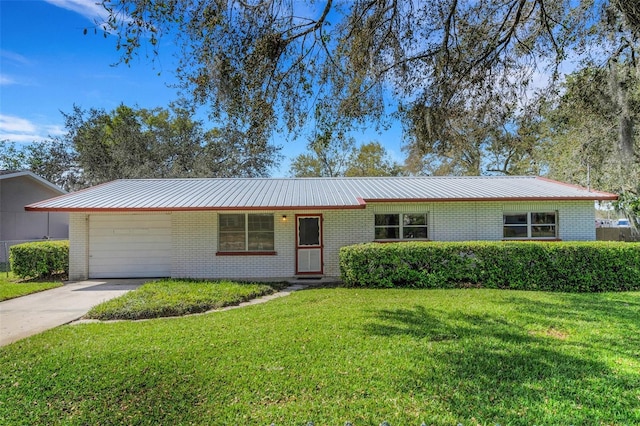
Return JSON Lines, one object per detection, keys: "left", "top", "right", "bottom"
{"left": 282, "top": 215, "right": 287, "bottom": 221}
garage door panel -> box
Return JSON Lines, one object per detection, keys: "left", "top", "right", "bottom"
{"left": 90, "top": 246, "right": 172, "bottom": 255}
{"left": 89, "top": 234, "right": 168, "bottom": 242}
{"left": 90, "top": 250, "right": 172, "bottom": 262}
{"left": 91, "top": 263, "right": 171, "bottom": 272}
{"left": 90, "top": 260, "right": 171, "bottom": 269}
{"left": 90, "top": 224, "right": 170, "bottom": 232}
{"left": 89, "top": 214, "right": 172, "bottom": 278}
{"left": 90, "top": 237, "right": 171, "bottom": 247}
{"left": 89, "top": 215, "right": 170, "bottom": 224}
{"left": 90, "top": 227, "right": 171, "bottom": 236}
{"left": 90, "top": 255, "right": 170, "bottom": 265}
{"left": 88, "top": 268, "right": 167, "bottom": 279}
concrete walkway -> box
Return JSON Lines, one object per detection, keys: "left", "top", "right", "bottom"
{"left": 0, "top": 279, "right": 147, "bottom": 346}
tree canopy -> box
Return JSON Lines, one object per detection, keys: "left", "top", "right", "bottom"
{"left": 535, "top": 62, "right": 640, "bottom": 224}
{"left": 99, "top": 1, "right": 638, "bottom": 143}
{"left": 289, "top": 130, "right": 402, "bottom": 177}
{"left": 1, "top": 104, "right": 281, "bottom": 191}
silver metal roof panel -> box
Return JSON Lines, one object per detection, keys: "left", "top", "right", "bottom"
{"left": 25, "top": 176, "right": 618, "bottom": 212}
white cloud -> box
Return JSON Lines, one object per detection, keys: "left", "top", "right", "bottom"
{"left": 0, "top": 52, "right": 32, "bottom": 86}
{"left": 0, "top": 115, "right": 36, "bottom": 134}
{"left": 0, "top": 73, "right": 36, "bottom": 87}
{"left": 0, "top": 50, "right": 31, "bottom": 66}
{"left": 0, "top": 75, "right": 16, "bottom": 86}
{"left": 45, "top": 124, "right": 66, "bottom": 137}
{"left": 0, "top": 133, "right": 46, "bottom": 143}
{"left": 0, "top": 115, "right": 56, "bottom": 143}
{"left": 43, "top": 0, "right": 106, "bottom": 22}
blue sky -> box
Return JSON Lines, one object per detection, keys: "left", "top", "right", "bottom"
{"left": 0, "top": 0, "right": 404, "bottom": 176}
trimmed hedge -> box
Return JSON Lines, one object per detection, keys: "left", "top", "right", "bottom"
{"left": 9, "top": 240, "right": 69, "bottom": 279}
{"left": 339, "top": 241, "right": 640, "bottom": 292}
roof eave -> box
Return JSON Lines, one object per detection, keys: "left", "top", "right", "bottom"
{"left": 364, "top": 195, "right": 619, "bottom": 203}
{"left": 25, "top": 194, "right": 618, "bottom": 212}
{"left": 1, "top": 171, "right": 66, "bottom": 195}
{"left": 24, "top": 204, "right": 369, "bottom": 213}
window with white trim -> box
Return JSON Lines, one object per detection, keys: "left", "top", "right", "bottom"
{"left": 374, "top": 213, "right": 428, "bottom": 240}
{"left": 503, "top": 212, "right": 557, "bottom": 239}
{"left": 219, "top": 213, "right": 274, "bottom": 251}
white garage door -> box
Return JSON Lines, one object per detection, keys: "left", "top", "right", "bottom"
{"left": 89, "top": 214, "right": 172, "bottom": 278}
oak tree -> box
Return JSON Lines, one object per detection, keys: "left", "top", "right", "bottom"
{"left": 97, "top": 0, "right": 639, "bottom": 163}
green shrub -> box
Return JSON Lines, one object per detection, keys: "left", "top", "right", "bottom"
{"left": 339, "top": 241, "right": 640, "bottom": 292}
{"left": 9, "top": 240, "right": 69, "bottom": 279}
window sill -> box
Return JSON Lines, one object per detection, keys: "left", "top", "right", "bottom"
{"left": 216, "top": 251, "right": 277, "bottom": 256}
{"left": 373, "top": 239, "right": 431, "bottom": 243}
{"left": 501, "top": 239, "right": 562, "bottom": 242}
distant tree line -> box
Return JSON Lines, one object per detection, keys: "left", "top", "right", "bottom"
{"left": 0, "top": 104, "right": 281, "bottom": 191}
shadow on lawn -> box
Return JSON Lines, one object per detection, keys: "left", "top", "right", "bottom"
{"left": 363, "top": 293, "right": 640, "bottom": 423}
{"left": 505, "top": 293, "right": 640, "bottom": 326}
{"left": 504, "top": 293, "right": 640, "bottom": 360}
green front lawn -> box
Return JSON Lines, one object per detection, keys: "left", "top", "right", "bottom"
{"left": 86, "top": 279, "right": 283, "bottom": 320}
{"left": 1, "top": 288, "right": 639, "bottom": 425}
{"left": 0, "top": 273, "right": 64, "bottom": 301}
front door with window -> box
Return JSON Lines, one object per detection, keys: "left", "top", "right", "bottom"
{"left": 296, "top": 214, "right": 323, "bottom": 274}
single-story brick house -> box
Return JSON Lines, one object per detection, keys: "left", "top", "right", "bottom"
{"left": 25, "top": 176, "right": 617, "bottom": 280}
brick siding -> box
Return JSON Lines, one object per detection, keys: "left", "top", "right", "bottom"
{"left": 68, "top": 200, "right": 596, "bottom": 280}
{"left": 68, "top": 213, "right": 88, "bottom": 281}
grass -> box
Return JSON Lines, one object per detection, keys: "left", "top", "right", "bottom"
{"left": 0, "top": 272, "right": 64, "bottom": 301}
{"left": 1, "top": 288, "right": 639, "bottom": 425}
{"left": 85, "top": 279, "right": 284, "bottom": 320}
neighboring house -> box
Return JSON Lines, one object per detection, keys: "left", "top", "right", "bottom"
{"left": 0, "top": 171, "right": 69, "bottom": 263}
{"left": 25, "top": 176, "right": 617, "bottom": 280}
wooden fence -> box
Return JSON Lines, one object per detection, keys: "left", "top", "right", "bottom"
{"left": 596, "top": 227, "right": 640, "bottom": 242}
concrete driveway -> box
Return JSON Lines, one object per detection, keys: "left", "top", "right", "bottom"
{"left": 0, "top": 279, "right": 147, "bottom": 347}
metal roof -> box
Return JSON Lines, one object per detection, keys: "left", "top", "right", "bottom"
{"left": 24, "top": 176, "right": 618, "bottom": 212}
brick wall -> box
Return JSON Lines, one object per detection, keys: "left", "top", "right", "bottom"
{"left": 322, "top": 209, "right": 370, "bottom": 277}
{"left": 172, "top": 210, "right": 298, "bottom": 279}
{"left": 67, "top": 200, "right": 596, "bottom": 280}
{"left": 68, "top": 213, "right": 88, "bottom": 281}
{"left": 324, "top": 200, "right": 594, "bottom": 276}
